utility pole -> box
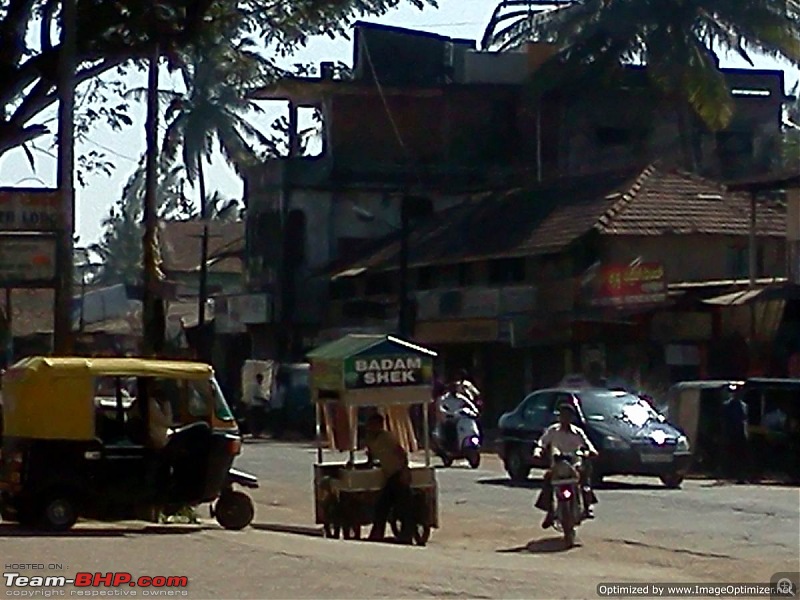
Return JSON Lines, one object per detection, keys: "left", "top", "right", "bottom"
{"left": 398, "top": 192, "right": 410, "bottom": 338}
{"left": 142, "top": 41, "right": 163, "bottom": 356}
{"left": 198, "top": 161, "right": 209, "bottom": 326}
{"left": 278, "top": 102, "right": 299, "bottom": 360}
{"left": 53, "top": 0, "right": 77, "bottom": 354}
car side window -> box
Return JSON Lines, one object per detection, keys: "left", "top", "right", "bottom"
{"left": 522, "top": 392, "right": 557, "bottom": 428}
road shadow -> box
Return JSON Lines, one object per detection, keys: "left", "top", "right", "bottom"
{"left": 477, "top": 477, "right": 546, "bottom": 490}
{"left": 497, "top": 536, "right": 580, "bottom": 554}
{"left": 251, "top": 523, "right": 323, "bottom": 538}
{"left": 478, "top": 476, "right": 666, "bottom": 491}
{"left": 0, "top": 523, "right": 205, "bottom": 538}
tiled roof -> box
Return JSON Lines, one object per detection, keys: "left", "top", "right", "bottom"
{"left": 337, "top": 165, "right": 786, "bottom": 273}
{"left": 158, "top": 221, "right": 244, "bottom": 274}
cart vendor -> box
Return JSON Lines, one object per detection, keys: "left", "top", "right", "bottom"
{"left": 364, "top": 413, "right": 414, "bottom": 544}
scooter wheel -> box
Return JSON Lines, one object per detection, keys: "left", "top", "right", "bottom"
{"left": 441, "top": 455, "right": 454, "bottom": 468}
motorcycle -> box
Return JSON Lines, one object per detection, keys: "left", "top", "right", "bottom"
{"left": 550, "top": 451, "right": 586, "bottom": 548}
{"left": 432, "top": 392, "right": 482, "bottom": 469}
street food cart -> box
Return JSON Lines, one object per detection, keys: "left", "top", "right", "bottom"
{"left": 308, "top": 334, "right": 438, "bottom": 545}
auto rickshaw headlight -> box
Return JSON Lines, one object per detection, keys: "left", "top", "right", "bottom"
{"left": 675, "top": 435, "right": 690, "bottom": 453}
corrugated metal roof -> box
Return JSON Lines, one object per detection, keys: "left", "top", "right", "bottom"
{"left": 307, "top": 334, "right": 437, "bottom": 360}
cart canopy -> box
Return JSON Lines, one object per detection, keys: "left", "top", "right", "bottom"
{"left": 307, "top": 335, "right": 437, "bottom": 403}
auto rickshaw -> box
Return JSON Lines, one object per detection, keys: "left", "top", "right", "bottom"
{"left": 308, "top": 334, "right": 438, "bottom": 546}
{"left": 0, "top": 356, "right": 258, "bottom": 531}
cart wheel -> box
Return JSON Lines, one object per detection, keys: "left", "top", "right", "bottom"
{"left": 412, "top": 523, "right": 431, "bottom": 547}
{"left": 389, "top": 516, "right": 431, "bottom": 547}
{"left": 342, "top": 524, "right": 361, "bottom": 540}
{"left": 323, "top": 521, "right": 341, "bottom": 538}
{"left": 215, "top": 491, "right": 254, "bottom": 530}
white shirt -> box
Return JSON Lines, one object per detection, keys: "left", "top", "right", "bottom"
{"left": 537, "top": 423, "right": 598, "bottom": 456}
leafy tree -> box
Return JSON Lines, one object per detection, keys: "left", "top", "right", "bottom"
{"left": 0, "top": 0, "right": 436, "bottom": 161}
{"left": 482, "top": 0, "right": 800, "bottom": 168}
{"left": 89, "top": 153, "right": 191, "bottom": 286}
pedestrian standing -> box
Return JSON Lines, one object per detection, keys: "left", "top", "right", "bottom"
{"left": 364, "top": 413, "right": 414, "bottom": 544}
{"left": 243, "top": 373, "right": 268, "bottom": 438}
{"left": 721, "top": 391, "right": 750, "bottom": 483}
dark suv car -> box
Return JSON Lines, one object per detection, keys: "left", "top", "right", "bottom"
{"left": 497, "top": 388, "right": 692, "bottom": 488}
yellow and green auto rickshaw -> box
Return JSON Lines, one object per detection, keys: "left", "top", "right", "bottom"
{"left": 0, "top": 356, "right": 258, "bottom": 531}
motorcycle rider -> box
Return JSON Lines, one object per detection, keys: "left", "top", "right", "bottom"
{"left": 533, "top": 402, "right": 599, "bottom": 529}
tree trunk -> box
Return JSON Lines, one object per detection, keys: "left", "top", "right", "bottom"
{"left": 198, "top": 157, "right": 209, "bottom": 327}
{"left": 675, "top": 102, "right": 697, "bottom": 172}
{"left": 53, "top": 0, "right": 76, "bottom": 354}
{"left": 142, "top": 42, "right": 164, "bottom": 356}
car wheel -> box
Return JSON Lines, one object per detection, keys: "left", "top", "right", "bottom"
{"left": 659, "top": 473, "right": 684, "bottom": 489}
{"left": 506, "top": 447, "right": 531, "bottom": 483}
{"left": 214, "top": 490, "right": 255, "bottom": 530}
{"left": 38, "top": 492, "right": 78, "bottom": 532}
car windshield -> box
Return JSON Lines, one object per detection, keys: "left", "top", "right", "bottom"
{"left": 579, "top": 390, "right": 661, "bottom": 428}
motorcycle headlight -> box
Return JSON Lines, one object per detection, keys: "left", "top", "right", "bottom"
{"left": 604, "top": 435, "right": 629, "bottom": 450}
{"left": 675, "top": 435, "right": 690, "bottom": 453}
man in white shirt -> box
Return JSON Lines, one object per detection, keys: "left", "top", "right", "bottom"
{"left": 533, "top": 402, "right": 599, "bottom": 528}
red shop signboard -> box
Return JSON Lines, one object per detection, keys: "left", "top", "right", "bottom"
{"left": 588, "top": 262, "right": 667, "bottom": 307}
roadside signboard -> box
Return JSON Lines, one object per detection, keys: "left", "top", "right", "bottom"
{"left": 0, "top": 188, "right": 61, "bottom": 231}
{"left": 585, "top": 262, "right": 667, "bottom": 307}
{"left": 0, "top": 235, "right": 57, "bottom": 286}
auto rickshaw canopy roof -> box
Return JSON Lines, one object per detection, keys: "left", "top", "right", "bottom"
{"left": 307, "top": 334, "right": 437, "bottom": 406}
{"left": 1, "top": 356, "right": 215, "bottom": 441}
{"left": 6, "top": 356, "right": 214, "bottom": 380}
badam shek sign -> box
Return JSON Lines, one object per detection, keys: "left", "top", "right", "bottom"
{"left": 344, "top": 355, "right": 432, "bottom": 389}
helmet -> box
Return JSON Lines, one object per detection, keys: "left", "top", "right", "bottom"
{"left": 558, "top": 402, "right": 577, "bottom": 417}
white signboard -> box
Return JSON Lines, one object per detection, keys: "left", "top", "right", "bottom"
{"left": 0, "top": 236, "right": 57, "bottom": 284}
{"left": 0, "top": 188, "right": 61, "bottom": 231}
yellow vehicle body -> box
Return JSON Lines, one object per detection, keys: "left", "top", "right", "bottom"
{"left": 2, "top": 356, "right": 216, "bottom": 441}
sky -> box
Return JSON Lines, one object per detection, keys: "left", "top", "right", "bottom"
{"left": 0, "top": 0, "right": 797, "bottom": 247}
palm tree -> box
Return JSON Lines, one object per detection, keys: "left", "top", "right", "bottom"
{"left": 160, "top": 37, "right": 278, "bottom": 325}
{"left": 482, "top": 0, "right": 800, "bottom": 169}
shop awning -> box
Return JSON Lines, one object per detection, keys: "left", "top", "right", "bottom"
{"left": 703, "top": 284, "right": 800, "bottom": 306}
{"left": 703, "top": 289, "right": 764, "bottom": 306}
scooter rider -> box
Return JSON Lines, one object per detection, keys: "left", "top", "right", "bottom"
{"left": 533, "top": 403, "right": 599, "bottom": 529}
{"left": 437, "top": 389, "right": 479, "bottom": 449}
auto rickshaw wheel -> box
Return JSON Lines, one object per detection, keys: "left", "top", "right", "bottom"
{"left": 37, "top": 492, "right": 78, "bottom": 532}
{"left": 214, "top": 490, "right": 254, "bottom": 530}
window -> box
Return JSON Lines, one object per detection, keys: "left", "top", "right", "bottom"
{"left": 489, "top": 258, "right": 525, "bottom": 285}
{"left": 458, "top": 263, "right": 473, "bottom": 286}
{"left": 365, "top": 272, "right": 393, "bottom": 295}
{"left": 417, "top": 267, "right": 433, "bottom": 290}
{"left": 727, "top": 245, "right": 749, "bottom": 279}
{"left": 521, "top": 391, "right": 557, "bottom": 429}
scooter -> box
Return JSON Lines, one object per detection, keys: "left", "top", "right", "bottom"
{"left": 550, "top": 451, "right": 586, "bottom": 548}
{"left": 432, "top": 393, "right": 482, "bottom": 469}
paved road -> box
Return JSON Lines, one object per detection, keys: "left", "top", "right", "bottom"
{"left": 1, "top": 441, "right": 797, "bottom": 599}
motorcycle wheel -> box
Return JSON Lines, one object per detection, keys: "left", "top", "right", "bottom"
{"left": 559, "top": 502, "right": 575, "bottom": 548}
{"left": 467, "top": 450, "right": 481, "bottom": 469}
{"left": 441, "top": 455, "right": 454, "bottom": 468}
